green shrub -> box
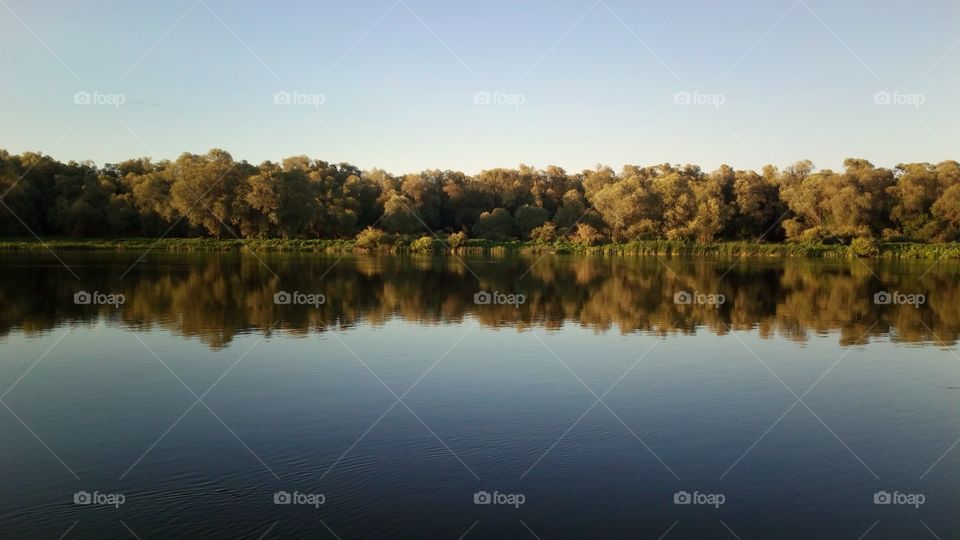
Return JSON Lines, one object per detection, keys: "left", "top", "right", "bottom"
{"left": 850, "top": 236, "right": 880, "bottom": 257}
{"left": 410, "top": 236, "right": 434, "bottom": 253}
{"left": 355, "top": 227, "right": 386, "bottom": 249}
{"left": 447, "top": 231, "right": 468, "bottom": 249}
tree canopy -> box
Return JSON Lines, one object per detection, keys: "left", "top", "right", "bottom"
{"left": 1, "top": 148, "right": 958, "bottom": 243}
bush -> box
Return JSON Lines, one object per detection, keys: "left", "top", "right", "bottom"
{"left": 530, "top": 222, "right": 558, "bottom": 244}
{"left": 881, "top": 228, "right": 912, "bottom": 242}
{"left": 850, "top": 236, "right": 880, "bottom": 257}
{"left": 355, "top": 227, "right": 386, "bottom": 249}
{"left": 410, "top": 236, "right": 434, "bottom": 253}
{"left": 570, "top": 223, "right": 605, "bottom": 246}
{"left": 447, "top": 231, "right": 468, "bottom": 249}
{"left": 797, "top": 226, "right": 833, "bottom": 243}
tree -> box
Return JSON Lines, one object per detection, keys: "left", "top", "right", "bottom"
{"left": 553, "top": 189, "right": 589, "bottom": 231}
{"left": 381, "top": 193, "right": 422, "bottom": 234}
{"left": 3, "top": 147, "right": 960, "bottom": 245}
{"left": 401, "top": 172, "right": 444, "bottom": 230}
{"left": 651, "top": 167, "right": 699, "bottom": 240}
{"left": 170, "top": 149, "right": 246, "bottom": 237}
{"left": 472, "top": 208, "right": 515, "bottom": 240}
{"left": 514, "top": 205, "right": 549, "bottom": 238}
{"left": 732, "top": 168, "right": 782, "bottom": 239}
{"left": 932, "top": 184, "right": 960, "bottom": 240}
{"left": 592, "top": 174, "right": 660, "bottom": 241}
{"left": 233, "top": 161, "right": 317, "bottom": 238}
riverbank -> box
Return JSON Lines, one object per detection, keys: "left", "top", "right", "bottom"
{"left": 1, "top": 237, "right": 959, "bottom": 259}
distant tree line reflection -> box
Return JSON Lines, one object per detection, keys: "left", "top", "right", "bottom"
{"left": 0, "top": 253, "right": 955, "bottom": 349}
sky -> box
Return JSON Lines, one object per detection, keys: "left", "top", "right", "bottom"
{"left": 1, "top": 0, "right": 958, "bottom": 175}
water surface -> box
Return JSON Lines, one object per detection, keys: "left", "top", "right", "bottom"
{"left": 1, "top": 252, "right": 958, "bottom": 539}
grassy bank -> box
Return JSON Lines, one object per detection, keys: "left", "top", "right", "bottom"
{"left": 0, "top": 237, "right": 958, "bottom": 259}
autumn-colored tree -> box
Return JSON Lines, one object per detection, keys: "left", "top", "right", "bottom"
{"left": 381, "top": 193, "right": 422, "bottom": 234}
{"left": 3, "top": 148, "right": 960, "bottom": 246}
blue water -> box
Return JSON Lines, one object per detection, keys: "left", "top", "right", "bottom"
{"left": 0, "top": 252, "right": 957, "bottom": 538}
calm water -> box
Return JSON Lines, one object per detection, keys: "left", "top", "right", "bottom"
{"left": 1, "top": 251, "right": 958, "bottom": 539}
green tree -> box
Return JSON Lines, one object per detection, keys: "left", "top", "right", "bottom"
{"left": 381, "top": 193, "right": 422, "bottom": 234}
{"left": 170, "top": 149, "right": 248, "bottom": 237}
{"left": 472, "top": 208, "right": 515, "bottom": 240}
{"left": 514, "top": 205, "right": 549, "bottom": 238}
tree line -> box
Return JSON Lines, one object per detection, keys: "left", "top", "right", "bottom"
{"left": 1, "top": 148, "right": 959, "bottom": 243}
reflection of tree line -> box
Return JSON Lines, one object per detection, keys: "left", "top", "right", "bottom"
{"left": 0, "top": 254, "right": 956, "bottom": 348}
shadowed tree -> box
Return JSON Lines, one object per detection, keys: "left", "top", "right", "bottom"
{"left": 514, "top": 204, "right": 549, "bottom": 238}
{"left": 473, "top": 208, "right": 516, "bottom": 240}
{"left": 381, "top": 193, "right": 422, "bottom": 234}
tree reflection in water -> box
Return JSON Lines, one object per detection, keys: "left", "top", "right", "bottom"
{"left": 0, "top": 252, "right": 954, "bottom": 349}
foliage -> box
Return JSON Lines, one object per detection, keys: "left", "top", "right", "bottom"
{"left": 570, "top": 223, "right": 605, "bottom": 245}
{"left": 529, "top": 222, "right": 558, "bottom": 243}
{"left": 447, "top": 231, "right": 468, "bottom": 249}
{"left": 409, "top": 236, "right": 435, "bottom": 253}
{"left": 355, "top": 227, "right": 386, "bottom": 249}
{"left": 472, "top": 208, "right": 516, "bottom": 240}
{"left": 850, "top": 237, "right": 880, "bottom": 257}
{"left": 2, "top": 149, "right": 960, "bottom": 246}
{"left": 514, "top": 204, "right": 549, "bottom": 238}
{"left": 5, "top": 236, "right": 960, "bottom": 260}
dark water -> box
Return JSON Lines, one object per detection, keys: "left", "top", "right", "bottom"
{"left": 0, "top": 251, "right": 958, "bottom": 539}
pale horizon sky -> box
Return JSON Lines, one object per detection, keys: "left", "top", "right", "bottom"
{"left": 1, "top": 0, "right": 958, "bottom": 175}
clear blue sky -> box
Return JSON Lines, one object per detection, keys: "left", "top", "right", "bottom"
{"left": 1, "top": 0, "right": 958, "bottom": 174}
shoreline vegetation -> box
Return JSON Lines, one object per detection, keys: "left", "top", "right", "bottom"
{"left": 3, "top": 150, "right": 960, "bottom": 258}
{"left": 2, "top": 236, "right": 960, "bottom": 259}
